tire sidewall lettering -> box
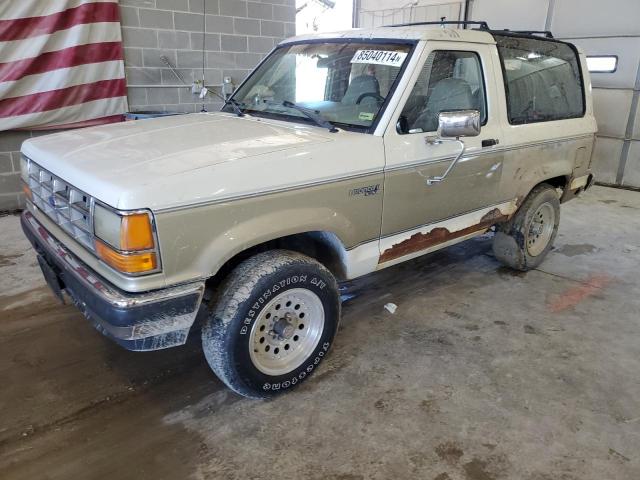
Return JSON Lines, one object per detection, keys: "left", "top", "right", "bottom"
{"left": 239, "top": 274, "right": 311, "bottom": 335}
{"left": 260, "top": 347, "right": 331, "bottom": 392}
{"left": 232, "top": 266, "right": 338, "bottom": 394}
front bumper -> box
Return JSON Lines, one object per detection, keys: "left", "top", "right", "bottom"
{"left": 21, "top": 211, "right": 204, "bottom": 351}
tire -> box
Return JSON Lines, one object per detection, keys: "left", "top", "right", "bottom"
{"left": 492, "top": 183, "right": 560, "bottom": 271}
{"left": 202, "top": 250, "right": 340, "bottom": 398}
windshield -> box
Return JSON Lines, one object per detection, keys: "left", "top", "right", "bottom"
{"left": 224, "top": 41, "right": 414, "bottom": 129}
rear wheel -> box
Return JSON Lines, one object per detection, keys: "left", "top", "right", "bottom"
{"left": 202, "top": 250, "right": 340, "bottom": 398}
{"left": 526, "top": 201, "right": 556, "bottom": 257}
{"left": 493, "top": 183, "right": 560, "bottom": 271}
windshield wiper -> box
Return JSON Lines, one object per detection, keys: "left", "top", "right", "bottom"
{"left": 282, "top": 100, "right": 338, "bottom": 133}
{"left": 201, "top": 86, "right": 246, "bottom": 117}
{"left": 225, "top": 98, "right": 246, "bottom": 117}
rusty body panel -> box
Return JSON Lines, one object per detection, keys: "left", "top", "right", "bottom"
{"left": 378, "top": 207, "right": 508, "bottom": 264}
{"left": 377, "top": 202, "right": 517, "bottom": 267}
{"left": 498, "top": 135, "right": 596, "bottom": 205}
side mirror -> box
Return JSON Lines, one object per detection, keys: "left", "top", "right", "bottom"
{"left": 425, "top": 109, "right": 481, "bottom": 186}
{"left": 396, "top": 116, "right": 409, "bottom": 134}
{"left": 437, "top": 109, "right": 481, "bottom": 138}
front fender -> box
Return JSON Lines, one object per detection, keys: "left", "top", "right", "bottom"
{"left": 153, "top": 177, "right": 384, "bottom": 286}
{"left": 196, "top": 206, "right": 355, "bottom": 278}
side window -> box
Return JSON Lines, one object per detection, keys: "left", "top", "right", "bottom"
{"left": 398, "top": 50, "right": 487, "bottom": 134}
{"left": 494, "top": 35, "right": 585, "bottom": 124}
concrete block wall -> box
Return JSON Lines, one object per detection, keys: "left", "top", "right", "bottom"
{"left": 0, "top": 130, "right": 66, "bottom": 211}
{"left": 0, "top": 0, "right": 296, "bottom": 212}
{"left": 120, "top": 0, "right": 296, "bottom": 113}
{"left": 0, "top": 131, "right": 31, "bottom": 212}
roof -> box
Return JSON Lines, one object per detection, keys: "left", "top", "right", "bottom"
{"left": 279, "top": 26, "right": 497, "bottom": 46}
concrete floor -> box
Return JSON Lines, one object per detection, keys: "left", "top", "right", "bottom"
{"left": 0, "top": 185, "right": 639, "bottom": 480}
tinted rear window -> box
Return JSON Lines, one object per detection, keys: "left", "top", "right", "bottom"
{"left": 494, "top": 35, "right": 585, "bottom": 125}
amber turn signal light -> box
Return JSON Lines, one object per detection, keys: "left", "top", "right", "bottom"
{"left": 95, "top": 240, "right": 157, "bottom": 274}
{"left": 120, "top": 213, "right": 155, "bottom": 251}
{"left": 22, "top": 181, "right": 32, "bottom": 201}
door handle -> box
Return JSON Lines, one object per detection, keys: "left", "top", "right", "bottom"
{"left": 482, "top": 138, "right": 499, "bottom": 148}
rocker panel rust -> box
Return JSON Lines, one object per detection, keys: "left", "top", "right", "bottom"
{"left": 378, "top": 207, "right": 510, "bottom": 264}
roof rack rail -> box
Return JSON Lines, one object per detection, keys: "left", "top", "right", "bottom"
{"left": 387, "top": 20, "right": 490, "bottom": 30}
{"left": 499, "top": 29, "right": 554, "bottom": 38}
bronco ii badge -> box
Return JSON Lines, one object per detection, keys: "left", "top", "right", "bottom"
{"left": 349, "top": 184, "right": 380, "bottom": 197}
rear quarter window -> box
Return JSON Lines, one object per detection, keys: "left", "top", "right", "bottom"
{"left": 494, "top": 35, "right": 585, "bottom": 125}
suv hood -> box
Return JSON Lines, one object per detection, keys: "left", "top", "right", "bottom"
{"left": 22, "top": 113, "right": 337, "bottom": 210}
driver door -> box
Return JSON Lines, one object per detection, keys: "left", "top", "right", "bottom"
{"left": 380, "top": 42, "right": 507, "bottom": 265}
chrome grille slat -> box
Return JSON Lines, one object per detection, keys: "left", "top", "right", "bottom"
{"left": 25, "top": 158, "right": 96, "bottom": 253}
{"left": 71, "top": 200, "right": 90, "bottom": 214}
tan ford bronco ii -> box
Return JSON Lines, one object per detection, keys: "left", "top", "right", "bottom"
{"left": 20, "top": 21, "right": 596, "bottom": 398}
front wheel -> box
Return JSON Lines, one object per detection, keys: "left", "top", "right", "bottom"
{"left": 493, "top": 183, "right": 560, "bottom": 271}
{"left": 202, "top": 250, "right": 340, "bottom": 398}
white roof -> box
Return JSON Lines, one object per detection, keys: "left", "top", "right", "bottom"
{"left": 280, "top": 26, "right": 496, "bottom": 45}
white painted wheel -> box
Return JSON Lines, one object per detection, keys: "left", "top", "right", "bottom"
{"left": 249, "top": 288, "right": 325, "bottom": 376}
{"left": 526, "top": 202, "right": 556, "bottom": 257}
{"left": 202, "top": 250, "right": 340, "bottom": 398}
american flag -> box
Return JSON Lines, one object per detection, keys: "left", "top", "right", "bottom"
{"left": 0, "top": 0, "right": 128, "bottom": 131}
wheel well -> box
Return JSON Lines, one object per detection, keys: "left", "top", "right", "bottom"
{"left": 204, "top": 232, "right": 347, "bottom": 293}
{"left": 540, "top": 175, "right": 569, "bottom": 191}
{"left": 517, "top": 175, "right": 568, "bottom": 207}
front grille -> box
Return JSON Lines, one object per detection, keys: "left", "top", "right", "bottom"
{"left": 26, "top": 158, "right": 96, "bottom": 251}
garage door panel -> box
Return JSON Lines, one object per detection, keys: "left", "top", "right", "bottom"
{"left": 592, "top": 137, "right": 623, "bottom": 184}
{"left": 592, "top": 88, "right": 632, "bottom": 138}
{"left": 622, "top": 140, "right": 640, "bottom": 188}
{"left": 633, "top": 101, "right": 640, "bottom": 141}
{"left": 357, "top": 1, "right": 461, "bottom": 28}
{"left": 471, "top": 0, "right": 548, "bottom": 31}
{"left": 551, "top": 0, "right": 640, "bottom": 37}
{"left": 569, "top": 37, "right": 640, "bottom": 89}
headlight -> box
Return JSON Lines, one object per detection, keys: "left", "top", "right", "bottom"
{"left": 93, "top": 204, "right": 159, "bottom": 275}
{"left": 94, "top": 204, "right": 122, "bottom": 248}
